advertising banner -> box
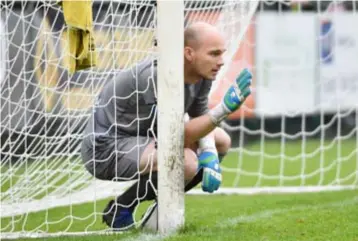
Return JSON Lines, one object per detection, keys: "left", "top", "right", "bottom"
{"left": 255, "top": 13, "right": 317, "bottom": 117}
{"left": 319, "top": 14, "right": 358, "bottom": 112}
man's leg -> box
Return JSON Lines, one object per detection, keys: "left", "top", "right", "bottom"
{"left": 104, "top": 127, "right": 231, "bottom": 229}
{"left": 103, "top": 139, "right": 198, "bottom": 229}
{"left": 141, "top": 127, "right": 232, "bottom": 230}
{"left": 214, "top": 127, "right": 231, "bottom": 162}
{"left": 116, "top": 142, "right": 198, "bottom": 210}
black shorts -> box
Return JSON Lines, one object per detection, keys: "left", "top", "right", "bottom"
{"left": 81, "top": 135, "right": 155, "bottom": 181}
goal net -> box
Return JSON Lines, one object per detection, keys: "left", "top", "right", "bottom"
{"left": 1, "top": 0, "right": 357, "bottom": 238}
{"left": 217, "top": 0, "right": 358, "bottom": 194}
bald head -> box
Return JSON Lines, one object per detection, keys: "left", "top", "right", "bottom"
{"left": 184, "top": 22, "right": 223, "bottom": 49}
{"left": 183, "top": 21, "right": 226, "bottom": 82}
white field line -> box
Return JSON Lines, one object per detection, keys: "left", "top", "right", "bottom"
{"left": 218, "top": 196, "right": 358, "bottom": 227}
{"left": 121, "top": 233, "right": 165, "bottom": 241}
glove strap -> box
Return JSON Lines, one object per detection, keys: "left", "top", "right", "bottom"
{"left": 199, "top": 136, "right": 217, "bottom": 156}
{"left": 208, "top": 103, "right": 230, "bottom": 126}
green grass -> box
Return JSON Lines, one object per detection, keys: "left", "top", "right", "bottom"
{"left": 221, "top": 138, "right": 358, "bottom": 187}
{"left": 1, "top": 139, "right": 358, "bottom": 240}
{"left": 2, "top": 191, "right": 358, "bottom": 241}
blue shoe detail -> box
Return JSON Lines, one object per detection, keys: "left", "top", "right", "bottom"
{"left": 112, "top": 208, "right": 134, "bottom": 229}
{"left": 102, "top": 200, "right": 134, "bottom": 230}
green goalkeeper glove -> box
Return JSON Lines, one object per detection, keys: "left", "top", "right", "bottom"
{"left": 209, "top": 68, "right": 252, "bottom": 125}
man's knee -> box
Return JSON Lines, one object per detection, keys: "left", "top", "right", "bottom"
{"left": 140, "top": 142, "right": 198, "bottom": 180}
{"left": 184, "top": 148, "right": 198, "bottom": 181}
{"left": 215, "top": 128, "right": 231, "bottom": 154}
{"left": 140, "top": 141, "right": 158, "bottom": 174}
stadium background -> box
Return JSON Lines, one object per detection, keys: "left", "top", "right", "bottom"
{"left": 0, "top": 0, "right": 357, "bottom": 155}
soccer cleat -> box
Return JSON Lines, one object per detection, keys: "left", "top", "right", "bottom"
{"left": 140, "top": 202, "right": 158, "bottom": 232}
{"left": 102, "top": 199, "right": 134, "bottom": 230}
{"left": 222, "top": 68, "right": 252, "bottom": 113}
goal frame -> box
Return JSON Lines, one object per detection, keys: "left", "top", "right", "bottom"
{"left": 156, "top": 0, "right": 185, "bottom": 235}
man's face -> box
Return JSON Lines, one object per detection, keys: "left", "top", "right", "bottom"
{"left": 189, "top": 34, "right": 226, "bottom": 81}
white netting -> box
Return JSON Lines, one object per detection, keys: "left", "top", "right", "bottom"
{"left": 0, "top": 0, "right": 259, "bottom": 238}
{"left": 2, "top": 0, "right": 358, "bottom": 238}
{"left": 220, "top": 0, "right": 358, "bottom": 190}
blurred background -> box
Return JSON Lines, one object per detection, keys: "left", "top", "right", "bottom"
{"left": 1, "top": 0, "right": 358, "bottom": 158}
{"left": 1, "top": 1, "right": 358, "bottom": 238}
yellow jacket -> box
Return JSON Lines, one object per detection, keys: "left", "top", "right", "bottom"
{"left": 59, "top": 0, "right": 97, "bottom": 74}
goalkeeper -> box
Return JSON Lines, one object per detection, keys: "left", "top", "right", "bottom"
{"left": 81, "top": 22, "right": 252, "bottom": 230}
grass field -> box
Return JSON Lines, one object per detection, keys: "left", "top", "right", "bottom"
{"left": 1, "top": 139, "right": 358, "bottom": 240}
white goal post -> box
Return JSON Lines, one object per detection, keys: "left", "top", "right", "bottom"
{"left": 1, "top": 0, "right": 358, "bottom": 239}
{"left": 156, "top": 0, "right": 185, "bottom": 234}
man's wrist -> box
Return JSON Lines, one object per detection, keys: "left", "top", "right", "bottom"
{"left": 208, "top": 103, "right": 229, "bottom": 126}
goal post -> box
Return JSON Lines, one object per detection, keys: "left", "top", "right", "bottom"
{"left": 0, "top": 0, "right": 260, "bottom": 238}
{"left": 3, "top": 0, "right": 358, "bottom": 239}
{"left": 156, "top": 0, "right": 185, "bottom": 234}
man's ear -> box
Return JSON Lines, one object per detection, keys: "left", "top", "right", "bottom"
{"left": 184, "top": 46, "right": 194, "bottom": 62}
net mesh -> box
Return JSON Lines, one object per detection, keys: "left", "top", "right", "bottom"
{"left": 2, "top": 0, "right": 358, "bottom": 238}
{"left": 0, "top": 0, "right": 259, "bottom": 238}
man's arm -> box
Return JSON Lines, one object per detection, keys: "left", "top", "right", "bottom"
{"left": 184, "top": 114, "right": 216, "bottom": 147}
{"left": 184, "top": 68, "right": 252, "bottom": 147}
{"left": 187, "top": 68, "right": 252, "bottom": 193}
